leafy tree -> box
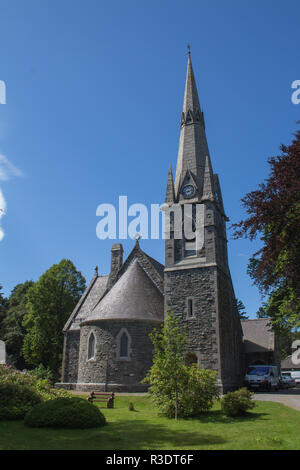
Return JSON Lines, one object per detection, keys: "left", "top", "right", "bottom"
{"left": 22, "top": 259, "right": 85, "bottom": 379}
{"left": 256, "top": 294, "right": 300, "bottom": 358}
{"left": 143, "top": 310, "right": 218, "bottom": 419}
{"left": 236, "top": 299, "right": 249, "bottom": 320}
{"left": 143, "top": 309, "right": 186, "bottom": 420}
{"left": 256, "top": 304, "right": 268, "bottom": 319}
{"left": 232, "top": 128, "right": 300, "bottom": 327}
{"left": 2, "top": 281, "right": 34, "bottom": 369}
{"left": 264, "top": 287, "right": 300, "bottom": 358}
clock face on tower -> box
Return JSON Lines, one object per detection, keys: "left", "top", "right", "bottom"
{"left": 181, "top": 184, "right": 196, "bottom": 199}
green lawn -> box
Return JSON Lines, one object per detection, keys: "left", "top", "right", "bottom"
{"left": 0, "top": 396, "right": 300, "bottom": 450}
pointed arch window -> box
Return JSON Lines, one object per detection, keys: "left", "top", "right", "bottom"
{"left": 120, "top": 332, "right": 128, "bottom": 358}
{"left": 88, "top": 332, "right": 95, "bottom": 360}
{"left": 116, "top": 328, "right": 131, "bottom": 361}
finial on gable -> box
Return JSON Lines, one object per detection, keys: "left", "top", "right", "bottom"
{"left": 134, "top": 233, "right": 142, "bottom": 245}
{"left": 94, "top": 266, "right": 98, "bottom": 276}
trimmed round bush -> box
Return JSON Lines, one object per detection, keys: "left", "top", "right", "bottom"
{"left": 24, "top": 397, "right": 106, "bottom": 429}
{"left": 0, "top": 382, "right": 42, "bottom": 420}
{"left": 221, "top": 387, "right": 255, "bottom": 417}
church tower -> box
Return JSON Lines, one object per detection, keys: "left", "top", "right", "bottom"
{"left": 164, "top": 52, "right": 244, "bottom": 392}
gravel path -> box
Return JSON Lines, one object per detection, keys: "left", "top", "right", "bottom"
{"left": 253, "top": 388, "right": 300, "bottom": 411}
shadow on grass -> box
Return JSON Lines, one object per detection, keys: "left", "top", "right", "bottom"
{"left": 94, "top": 418, "right": 227, "bottom": 449}
{"left": 192, "top": 409, "right": 269, "bottom": 424}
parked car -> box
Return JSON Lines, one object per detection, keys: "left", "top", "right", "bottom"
{"left": 244, "top": 365, "right": 280, "bottom": 392}
{"left": 290, "top": 371, "right": 300, "bottom": 387}
{"left": 281, "top": 373, "right": 295, "bottom": 389}
{"left": 279, "top": 374, "right": 287, "bottom": 389}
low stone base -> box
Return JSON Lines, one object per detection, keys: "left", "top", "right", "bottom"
{"left": 54, "top": 382, "right": 149, "bottom": 393}
{"left": 217, "top": 378, "right": 244, "bottom": 394}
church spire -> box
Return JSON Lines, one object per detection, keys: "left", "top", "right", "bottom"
{"left": 181, "top": 51, "right": 201, "bottom": 121}
{"left": 174, "top": 52, "right": 210, "bottom": 199}
{"left": 165, "top": 164, "right": 175, "bottom": 203}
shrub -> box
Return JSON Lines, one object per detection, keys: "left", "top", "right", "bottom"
{"left": 24, "top": 397, "right": 106, "bottom": 429}
{"left": 179, "top": 366, "right": 219, "bottom": 417}
{"left": 146, "top": 364, "right": 219, "bottom": 419}
{"left": 27, "top": 364, "right": 54, "bottom": 383}
{"left": 0, "top": 382, "right": 42, "bottom": 420}
{"left": 221, "top": 387, "right": 256, "bottom": 417}
{"left": 0, "top": 365, "right": 71, "bottom": 420}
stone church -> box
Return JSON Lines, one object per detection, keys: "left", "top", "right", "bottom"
{"left": 58, "top": 53, "right": 279, "bottom": 393}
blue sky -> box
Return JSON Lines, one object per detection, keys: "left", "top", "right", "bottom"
{"left": 0, "top": 0, "right": 299, "bottom": 317}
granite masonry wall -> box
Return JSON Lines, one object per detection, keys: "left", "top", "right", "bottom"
{"left": 76, "top": 320, "right": 161, "bottom": 392}
{"left": 164, "top": 266, "right": 219, "bottom": 371}
{"left": 61, "top": 330, "right": 80, "bottom": 383}
{"left": 216, "top": 268, "right": 244, "bottom": 391}
{"left": 164, "top": 265, "right": 244, "bottom": 392}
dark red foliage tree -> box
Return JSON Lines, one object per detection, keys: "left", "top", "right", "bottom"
{"left": 232, "top": 128, "right": 300, "bottom": 322}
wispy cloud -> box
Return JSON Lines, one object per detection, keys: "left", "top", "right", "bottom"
{"left": 0, "top": 188, "right": 6, "bottom": 240}
{"left": 0, "top": 153, "right": 22, "bottom": 240}
{"left": 0, "top": 153, "right": 22, "bottom": 181}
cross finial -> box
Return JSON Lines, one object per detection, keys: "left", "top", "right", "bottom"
{"left": 134, "top": 233, "right": 141, "bottom": 242}
{"left": 187, "top": 43, "right": 191, "bottom": 54}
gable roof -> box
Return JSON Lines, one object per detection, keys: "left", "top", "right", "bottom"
{"left": 117, "top": 240, "right": 164, "bottom": 294}
{"left": 82, "top": 258, "right": 164, "bottom": 324}
{"left": 241, "top": 318, "right": 275, "bottom": 353}
{"left": 63, "top": 241, "right": 165, "bottom": 332}
{"left": 63, "top": 275, "right": 108, "bottom": 332}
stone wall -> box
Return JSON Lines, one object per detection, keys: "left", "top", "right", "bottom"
{"left": 164, "top": 265, "right": 244, "bottom": 392}
{"left": 164, "top": 266, "right": 219, "bottom": 371}
{"left": 77, "top": 320, "right": 161, "bottom": 391}
{"left": 216, "top": 268, "right": 244, "bottom": 391}
{"left": 61, "top": 330, "right": 80, "bottom": 383}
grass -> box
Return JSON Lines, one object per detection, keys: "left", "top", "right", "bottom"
{"left": 0, "top": 396, "right": 300, "bottom": 450}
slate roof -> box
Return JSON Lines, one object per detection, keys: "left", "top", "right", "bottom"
{"left": 63, "top": 275, "right": 108, "bottom": 332}
{"left": 116, "top": 241, "right": 164, "bottom": 294}
{"left": 241, "top": 318, "right": 275, "bottom": 353}
{"left": 63, "top": 241, "right": 165, "bottom": 332}
{"left": 281, "top": 354, "right": 300, "bottom": 370}
{"left": 143, "top": 252, "right": 164, "bottom": 280}
{"left": 83, "top": 258, "right": 164, "bottom": 324}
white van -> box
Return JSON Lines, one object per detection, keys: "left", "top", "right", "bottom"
{"left": 244, "top": 365, "right": 280, "bottom": 392}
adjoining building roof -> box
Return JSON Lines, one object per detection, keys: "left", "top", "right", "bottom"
{"left": 63, "top": 275, "right": 108, "bottom": 332}
{"left": 241, "top": 318, "right": 275, "bottom": 353}
{"left": 281, "top": 354, "right": 300, "bottom": 371}
{"left": 83, "top": 258, "right": 164, "bottom": 324}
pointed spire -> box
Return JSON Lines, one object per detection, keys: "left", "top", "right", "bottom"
{"left": 165, "top": 164, "right": 175, "bottom": 203}
{"left": 182, "top": 51, "right": 201, "bottom": 122}
{"left": 174, "top": 52, "right": 210, "bottom": 198}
